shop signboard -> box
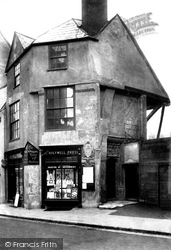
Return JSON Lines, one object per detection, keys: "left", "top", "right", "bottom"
{"left": 24, "top": 142, "right": 39, "bottom": 165}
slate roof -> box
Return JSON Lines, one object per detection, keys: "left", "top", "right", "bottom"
{"left": 16, "top": 32, "right": 34, "bottom": 49}
{"left": 34, "top": 19, "right": 88, "bottom": 44}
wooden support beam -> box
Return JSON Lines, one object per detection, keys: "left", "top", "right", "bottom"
{"left": 147, "top": 105, "right": 161, "bottom": 121}
{"left": 157, "top": 105, "right": 165, "bottom": 139}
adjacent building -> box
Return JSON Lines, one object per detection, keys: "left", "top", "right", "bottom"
{"left": 0, "top": 31, "right": 10, "bottom": 203}
{"left": 4, "top": 0, "right": 170, "bottom": 209}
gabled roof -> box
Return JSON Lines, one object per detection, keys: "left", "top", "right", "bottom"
{"left": 95, "top": 14, "right": 170, "bottom": 106}
{"left": 34, "top": 19, "right": 88, "bottom": 44}
{"left": 5, "top": 32, "right": 34, "bottom": 72}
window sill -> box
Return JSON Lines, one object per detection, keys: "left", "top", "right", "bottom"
{"left": 47, "top": 67, "right": 67, "bottom": 72}
{"left": 45, "top": 127, "right": 75, "bottom": 132}
{"left": 10, "top": 138, "right": 20, "bottom": 142}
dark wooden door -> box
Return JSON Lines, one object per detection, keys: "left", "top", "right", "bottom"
{"left": 125, "top": 164, "right": 139, "bottom": 200}
{"left": 106, "top": 158, "right": 116, "bottom": 200}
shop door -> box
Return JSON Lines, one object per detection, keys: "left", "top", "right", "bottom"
{"left": 106, "top": 158, "right": 116, "bottom": 200}
{"left": 125, "top": 164, "right": 138, "bottom": 200}
{"left": 8, "top": 160, "right": 24, "bottom": 206}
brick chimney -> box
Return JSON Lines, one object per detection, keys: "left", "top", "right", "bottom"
{"left": 82, "top": 0, "right": 108, "bottom": 36}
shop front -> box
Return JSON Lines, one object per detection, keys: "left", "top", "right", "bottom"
{"left": 41, "top": 145, "right": 82, "bottom": 209}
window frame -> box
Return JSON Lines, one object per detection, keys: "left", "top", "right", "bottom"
{"left": 45, "top": 86, "right": 75, "bottom": 131}
{"left": 14, "top": 62, "right": 20, "bottom": 88}
{"left": 10, "top": 101, "right": 20, "bottom": 141}
{"left": 48, "top": 44, "right": 68, "bottom": 70}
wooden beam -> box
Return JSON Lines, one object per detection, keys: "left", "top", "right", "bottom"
{"left": 147, "top": 105, "right": 161, "bottom": 121}
{"left": 157, "top": 105, "right": 165, "bottom": 139}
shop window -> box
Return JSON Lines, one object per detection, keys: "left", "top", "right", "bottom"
{"left": 45, "top": 86, "right": 75, "bottom": 130}
{"left": 49, "top": 44, "right": 67, "bottom": 70}
{"left": 14, "top": 62, "right": 20, "bottom": 87}
{"left": 10, "top": 101, "right": 20, "bottom": 140}
{"left": 46, "top": 165, "right": 78, "bottom": 200}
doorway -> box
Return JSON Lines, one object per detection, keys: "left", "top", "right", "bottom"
{"left": 125, "top": 164, "right": 139, "bottom": 200}
{"left": 106, "top": 157, "right": 116, "bottom": 200}
{"left": 8, "top": 159, "right": 24, "bottom": 206}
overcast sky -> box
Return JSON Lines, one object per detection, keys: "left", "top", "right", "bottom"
{"left": 1, "top": 0, "right": 171, "bottom": 137}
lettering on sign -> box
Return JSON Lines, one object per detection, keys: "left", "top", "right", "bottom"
{"left": 24, "top": 142, "right": 39, "bottom": 165}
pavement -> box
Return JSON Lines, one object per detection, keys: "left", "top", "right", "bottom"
{"left": 0, "top": 201, "right": 171, "bottom": 237}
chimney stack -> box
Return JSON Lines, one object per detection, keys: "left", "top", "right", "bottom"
{"left": 82, "top": 0, "right": 108, "bottom": 36}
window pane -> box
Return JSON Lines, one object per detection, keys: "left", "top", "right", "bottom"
{"left": 54, "top": 110, "right": 60, "bottom": 118}
{"left": 60, "top": 109, "right": 67, "bottom": 118}
{"left": 60, "top": 98, "right": 67, "bottom": 108}
{"left": 60, "top": 88, "right": 67, "bottom": 98}
{"left": 47, "top": 110, "right": 54, "bottom": 118}
{"left": 47, "top": 119, "right": 54, "bottom": 129}
{"left": 67, "top": 119, "right": 74, "bottom": 127}
{"left": 47, "top": 99, "right": 54, "bottom": 108}
{"left": 54, "top": 98, "right": 60, "bottom": 108}
{"left": 67, "top": 108, "right": 73, "bottom": 117}
{"left": 67, "top": 98, "right": 73, "bottom": 107}
{"left": 67, "top": 88, "right": 73, "bottom": 97}
{"left": 47, "top": 89, "right": 54, "bottom": 99}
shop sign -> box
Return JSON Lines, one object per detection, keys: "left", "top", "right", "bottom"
{"left": 82, "top": 141, "right": 95, "bottom": 191}
{"left": 24, "top": 142, "right": 39, "bottom": 165}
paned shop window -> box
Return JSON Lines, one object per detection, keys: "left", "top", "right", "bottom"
{"left": 46, "top": 86, "right": 75, "bottom": 130}
{"left": 14, "top": 62, "right": 20, "bottom": 87}
{"left": 49, "top": 44, "right": 67, "bottom": 70}
{"left": 10, "top": 101, "right": 20, "bottom": 140}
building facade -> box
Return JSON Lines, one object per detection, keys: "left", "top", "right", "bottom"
{"left": 0, "top": 31, "right": 10, "bottom": 203}
{"left": 4, "top": 0, "right": 170, "bottom": 209}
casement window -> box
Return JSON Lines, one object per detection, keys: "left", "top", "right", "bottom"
{"left": 46, "top": 86, "right": 75, "bottom": 130}
{"left": 10, "top": 101, "right": 20, "bottom": 140}
{"left": 14, "top": 63, "right": 20, "bottom": 87}
{"left": 49, "top": 44, "right": 67, "bottom": 70}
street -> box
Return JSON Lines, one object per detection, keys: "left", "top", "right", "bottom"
{"left": 0, "top": 216, "right": 171, "bottom": 250}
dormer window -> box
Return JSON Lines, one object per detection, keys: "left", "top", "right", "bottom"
{"left": 14, "top": 62, "right": 20, "bottom": 87}
{"left": 49, "top": 44, "right": 67, "bottom": 70}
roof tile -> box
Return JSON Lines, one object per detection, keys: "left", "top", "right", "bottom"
{"left": 34, "top": 19, "right": 88, "bottom": 44}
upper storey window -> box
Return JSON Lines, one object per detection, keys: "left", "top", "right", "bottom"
{"left": 10, "top": 101, "right": 20, "bottom": 141}
{"left": 46, "top": 86, "right": 75, "bottom": 130}
{"left": 14, "top": 62, "right": 20, "bottom": 87}
{"left": 49, "top": 44, "right": 67, "bottom": 70}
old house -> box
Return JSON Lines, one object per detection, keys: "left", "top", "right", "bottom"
{"left": 0, "top": 31, "right": 10, "bottom": 203}
{"left": 4, "top": 0, "right": 170, "bottom": 209}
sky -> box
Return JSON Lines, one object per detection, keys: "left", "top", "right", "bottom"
{"left": 0, "top": 0, "right": 171, "bottom": 138}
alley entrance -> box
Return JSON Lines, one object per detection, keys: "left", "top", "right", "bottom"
{"left": 125, "top": 164, "right": 139, "bottom": 200}
{"left": 106, "top": 157, "right": 116, "bottom": 200}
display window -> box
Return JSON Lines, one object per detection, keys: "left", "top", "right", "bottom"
{"left": 42, "top": 146, "right": 81, "bottom": 206}
{"left": 46, "top": 165, "right": 78, "bottom": 200}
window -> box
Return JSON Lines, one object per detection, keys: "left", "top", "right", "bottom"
{"left": 10, "top": 101, "right": 20, "bottom": 140}
{"left": 46, "top": 86, "right": 75, "bottom": 130}
{"left": 49, "top": 44, "right": 67, "bottom": 70}
{"left": 14, "top": 63, "right": 20, "bottom": 87}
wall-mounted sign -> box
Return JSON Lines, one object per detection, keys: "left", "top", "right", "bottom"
{"left": 82, "top": 141, "right": 95, "bottom": 191}
{"left": 24, "top": 142, "right": 39, "bottom": 165}
{"left": 124, "top": 142, "right": 139, "bottom": 163}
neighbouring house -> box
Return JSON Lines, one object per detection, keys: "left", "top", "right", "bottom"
{"left": 0, "top": 31, "right": 10, "bottom": 203}
{"left": 4, "top": 0, "right": 170, "bottom": 209}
